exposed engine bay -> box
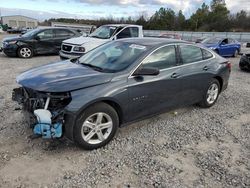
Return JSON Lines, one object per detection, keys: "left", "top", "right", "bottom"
{"left": 12, "top": 87, "right": 71, "bottom": 138}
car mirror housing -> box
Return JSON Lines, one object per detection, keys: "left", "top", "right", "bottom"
{"left": 133, "top": 67, "right": 160, "bottom": 76}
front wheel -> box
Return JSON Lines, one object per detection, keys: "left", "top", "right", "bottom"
{"left": 17, "top": 46, "right": 33, "bottom": 58}
{"left": 198, "top": 79, "right": 220, "bottom": 108}
{"left": 74, "top": 103, "right": 119, "bottom": 150}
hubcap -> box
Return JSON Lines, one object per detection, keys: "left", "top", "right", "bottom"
{"left": 206, "top": 83, "right": 219, "bottom": 104}
{"left": 81, "top": 112, "right": 113, "bottom": 144}
{"left": 20, "top": 47, "right": 31, "bottom": 58}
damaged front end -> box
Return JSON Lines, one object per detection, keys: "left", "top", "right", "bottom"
{"left": 12, "top": 87, "right": 71, "bottom": 139}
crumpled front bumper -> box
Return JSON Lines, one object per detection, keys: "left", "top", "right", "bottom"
{"left": 12, "top": 87, "right": 74, "bottom": 139}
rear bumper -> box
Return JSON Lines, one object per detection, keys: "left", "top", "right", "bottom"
{"left": 59, "top": 50, "right": 84, "bottom": 59}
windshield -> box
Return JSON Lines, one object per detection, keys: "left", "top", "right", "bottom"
{"left": 89, "top": 26, "right": 117, "bottom": 39}
{"left": 22, "top": 28, "right": 39, "bottom": 37}
{"left": 201, "top": 37, "right": 221, "bottom": 44}
{"left": 78, "top": 41, "right": 148, "bottom": 72}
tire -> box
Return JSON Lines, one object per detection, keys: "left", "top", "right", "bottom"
{"left": 233, "top": 49, "right": 239, "bottom": 57}
{"left": 74, "top": 103, "right": 119, "bottom": 150}
{"left": 198, "top": 79, "right": 220, "bottom": 108}
{"left": 17, "top": 46, "right": 33, "bottom": 58}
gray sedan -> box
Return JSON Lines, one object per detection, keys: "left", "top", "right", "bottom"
{"left": 13, "top": 38, "right": 231, "bottom": 150}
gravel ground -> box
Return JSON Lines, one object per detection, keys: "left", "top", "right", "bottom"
{"left": 0, "top": 33, "right": 249, "bottom": 188}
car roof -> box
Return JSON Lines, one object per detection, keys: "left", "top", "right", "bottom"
{"left": 102, "top": 24, "right": 142, "bottom": 27}
{"left": 118, "top": 37, "right": 189, "bottom": 47}
{"left": 37, "top": 27, "right": 76, "bottom": 30}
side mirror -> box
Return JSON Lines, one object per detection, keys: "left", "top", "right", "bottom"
{"left": 133, "top": 67, "right": 160, "bottom": 76}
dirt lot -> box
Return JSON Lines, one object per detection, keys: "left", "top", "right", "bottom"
{"left": 0, "top": 34, "right": 249, "bottom": 188}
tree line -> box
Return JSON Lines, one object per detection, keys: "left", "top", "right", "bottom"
{"left": 42, "top": 0, "right": 250, "bottom": 32}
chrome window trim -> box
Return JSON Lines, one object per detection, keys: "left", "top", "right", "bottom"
{"left": 128, "top": 43, "right": 215, "bottom": 79}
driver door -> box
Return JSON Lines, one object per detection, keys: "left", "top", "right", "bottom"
{"left": 219, "top": 38, "right": 231, "bottom": 56}
{"left": 127, "top": 45, "right": 183, "bottom": 121}
{"left": 34, "top": 29, "right": 56, "bottom": 54}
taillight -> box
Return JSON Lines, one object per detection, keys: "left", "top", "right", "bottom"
{"left": 220, "top": 61, "right": 231, "bottom": 72}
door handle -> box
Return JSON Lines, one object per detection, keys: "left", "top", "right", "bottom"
{"left": 171, "top": 73, "right": 179, "bottom": 78}
{"left": 203, "top": 66, "right": 209, "bottom": 71}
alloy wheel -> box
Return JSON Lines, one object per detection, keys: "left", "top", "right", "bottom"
{"left": 81, "top": 112, "right": 113, "bottom": 145}
{"left": 20, "top": 47, "right": 32, "bottom": 58}
{"left": 206, "top": 83, "right": 219, "bottom": 104}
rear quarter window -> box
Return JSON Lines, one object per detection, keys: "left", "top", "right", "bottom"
{"left": 202, "top": 49, "right": 213, "bottom": 60}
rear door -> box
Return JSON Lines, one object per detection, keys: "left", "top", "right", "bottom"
{"left": 127, "top": 45, "right": 183, "bottom": 121}
{"left": 177, "top": 44, "right": 215, "bottom": 105}
{"left": 54, "top": 29, "right": 77, "bottom": 52}
{"left": 34, "top": 29, "right": 55, "bottom": 54}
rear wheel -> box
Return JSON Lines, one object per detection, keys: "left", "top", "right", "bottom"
{"left": 198, "top": 79, "right": 220, "bottom": 108}
{"left": 74, "top": 103, "right": 119, "bottom": 150}
{"left": 18, "top": 46, "right": 33, "bottom": 58}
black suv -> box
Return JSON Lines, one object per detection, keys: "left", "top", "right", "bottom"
{"left": 1, "top": 27, "right": 81, "bottom": 58}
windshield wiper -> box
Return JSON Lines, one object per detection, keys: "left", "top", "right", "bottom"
{"left": 81, "top": 63, "right": 104, "bottom": 72}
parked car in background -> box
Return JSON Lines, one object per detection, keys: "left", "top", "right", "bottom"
{"left": 159, "top": 33, "right": 182, "bottom": 40}
{"left": 1, "top": 27, "right": 81, "bottom": 58}
{"left": 7, "top": 27, "right": 22, "bottom": 34}
{"left": 201, "top": 37, "right": 241, "bottom": 57}
{"left": 59, "top": 24, "right": 143, "bottom": 59}
{"left": 21, "top": 27, "right": 34, "bottom": 35}
{"left": 13, "top": 38, "right": 231, "bottom": 150}
{"left": 239, "top": 53, "right": 250, "bottom": 71}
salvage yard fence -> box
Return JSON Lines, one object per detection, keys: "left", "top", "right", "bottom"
{"left": 143, "top": 30, "right": 250, "bottom": 43}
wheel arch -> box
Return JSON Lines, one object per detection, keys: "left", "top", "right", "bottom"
{"left": 17, "top": 45, "right": 34, "bottom": 57}
{"left": 213, "top": 76, "right": 223, "bottom": 92}
{"left": 76, "top": 98, "right": 124, "bottom": 126}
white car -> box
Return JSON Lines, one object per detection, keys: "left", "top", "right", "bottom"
{"left": 59, "top": 24, "right": 143, "bottom": 59}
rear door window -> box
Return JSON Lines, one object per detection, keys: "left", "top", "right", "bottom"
{"left": 55, "top": 29, "right": 75, "bottom": 38}
{"left": 179, "top": 45, "right": 203, "bottom": 64}
{"left": 202, "top": 49, "right": 213, "bottom": 60}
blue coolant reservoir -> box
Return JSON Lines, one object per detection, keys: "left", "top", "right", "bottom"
{"left": 33, "top": 109, "right": 62, "bottom": 138}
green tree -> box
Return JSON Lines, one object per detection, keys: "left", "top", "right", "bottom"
{"left": 175, "top": 10, "right": 186, "bottom": 30}
{"left": 208, "top": 0, "right": 230, "bottom": 31}
{"left": 189, "top": 3, "right": 210, "bottom": 31}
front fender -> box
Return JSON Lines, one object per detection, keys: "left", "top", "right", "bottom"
{"left": 63, "top": 81, "right": 128, "bottom": 141}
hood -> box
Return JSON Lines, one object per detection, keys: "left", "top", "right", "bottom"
{"left": 3, "top": 35, "right": 27, "bottom": 42}
{"left": 63, "top": 36, "right": 109, "bottom": 45}
{"left": 17, "top": 61, "right": 113, "bottom": 92}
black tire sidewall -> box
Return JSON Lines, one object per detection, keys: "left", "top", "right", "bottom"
{"left": 18, "top": 46, "right": 33, "bottom": 58}
{"left": 200, "top": 79, "right": 220, "bottom": 108}
{"left": 74, "top": 103, "right": 119, "bottom": 150}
